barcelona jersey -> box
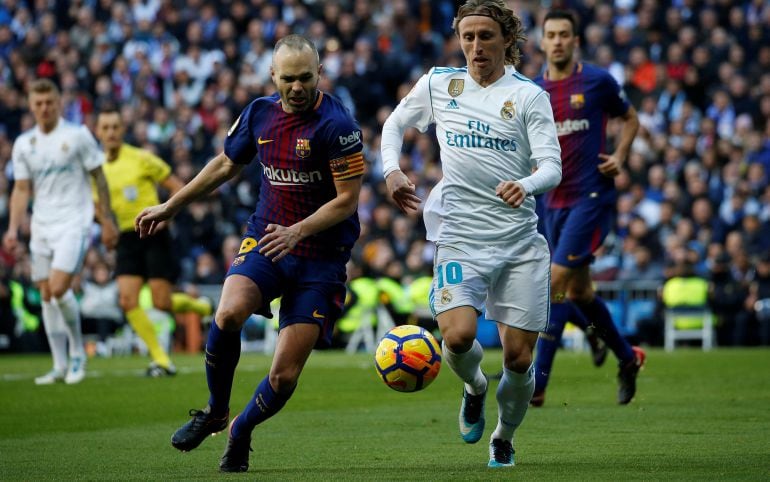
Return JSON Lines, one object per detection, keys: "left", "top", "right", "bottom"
{"left": 224, "top": 91, "right": 364, "bottom": 259}
{"left": 535, "top": 63, "right": 629, "bottom": 208}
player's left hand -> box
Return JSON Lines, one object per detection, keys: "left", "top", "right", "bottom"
{"left": 100, "top": 219, "right": 119, "bottom": 250}
{"left": 597, "top": 153, "right": 622, "bottom": 177}
{"left": 259, "top": 223, "right": 301, "bottom": 262}
{"left": 496, "top": 181, "right": 527, "bottom": 208}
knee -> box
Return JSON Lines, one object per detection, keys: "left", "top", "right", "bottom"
{"left": 214, "top": 305, "right": 247, "bottom": 331}
{"left": 119, "top": 295, "right": 138, "bottom": 313}
{"left": 569, "top": 287, "right": 594, "bottom": 305}
{"left": 152, "top": 296, "right": 172, "bottom": 312}
{"left": 440, "top": 327, "right": 475, "bottom": 354}
{"left": 503, "top": 349, "right": 533, "bottom": 373}
{"left": 49, "top": 285, "right": 69, "bottom": 300}
{"left": 268, "top": 369, "right": 299, "bottom": 395}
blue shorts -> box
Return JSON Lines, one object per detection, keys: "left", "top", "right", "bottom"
{"left": 541, "top": 196, "right": 614, "bottom": 268}
{"left": 227, "top": 235, "right": 347, "bottom": 348}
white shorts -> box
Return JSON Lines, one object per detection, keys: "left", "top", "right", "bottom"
{"left": 430, "top": 235, "right": 550, "bottom": 332}
{"left": 29, "top": 223, "right": 90, "bottom": 282}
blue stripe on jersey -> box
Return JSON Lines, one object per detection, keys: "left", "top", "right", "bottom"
{"left": 512, "top": 72, "right": 543, "bottom": 91}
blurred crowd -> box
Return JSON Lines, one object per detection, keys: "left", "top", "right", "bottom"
{"left": 0, "top": 0, "right": 769, "bottom": 348}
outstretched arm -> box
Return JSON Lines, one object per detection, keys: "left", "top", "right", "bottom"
{"left": 135, "top": 152, "right": 243, "bottom": 237}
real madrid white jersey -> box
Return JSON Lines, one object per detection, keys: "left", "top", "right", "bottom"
{"left": 382, "top": 66, "right": 562, "bottom": 245}
{"left": 11, "top": 119, "right": 104, "bottom": 230}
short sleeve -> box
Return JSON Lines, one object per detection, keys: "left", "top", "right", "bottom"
{"left": 78, "top": 126, "right": 105, "bottom": 171}
{"left": 11, "top": 138, "right": 30, "bottom": 181}
{"left": 326, "top": 109, "right": 364, "bottom": 181}
{"left": 224, "top": 101, "right": 257, "bottom": 165}
{"left": 142, "top": 151, "right": 172, "bottom": 183}
{"left": 601, "top": 71, "right": 630, "bottom": 118}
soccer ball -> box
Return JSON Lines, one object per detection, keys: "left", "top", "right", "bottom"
{"left": 374, "top": 325, "right": 442, "bottom": 392}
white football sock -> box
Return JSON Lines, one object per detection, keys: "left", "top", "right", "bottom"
{"left": 41, "top": 300, "right": 68, "bottom": 372}
{"left": 442, "top": 339, "right": 487, "bottom": 395}
{"left": 55, "top": 290, "right": 85, "bottom": 359}
{"left": 492, "top": 364, "right": 535, "bottom": 442}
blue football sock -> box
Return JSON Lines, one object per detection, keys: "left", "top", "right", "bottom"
{"left": 231, "top": 375, "right": 294, "bottom": 440}
{"left": 534, "top": 302, "right": 569, "bottom": 393}
{"left": 576, "top": 296, "right": 634, "bottom": 364}
{"left": 205, "top": 321, "right": 242, "bottom": 418}
{"left": 565, "top": 300, "right": 589, "bottom": 330}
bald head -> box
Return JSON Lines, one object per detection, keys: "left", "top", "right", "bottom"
{"left": 271, "top": 35, "right": 322, "bottom": 113}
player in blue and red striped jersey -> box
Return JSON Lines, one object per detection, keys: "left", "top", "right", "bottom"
{"left": 532, "top": 10, "right": 645, "bottom": 406}
{"left": 135, "top": 35, "right": 364, "bottom": 472}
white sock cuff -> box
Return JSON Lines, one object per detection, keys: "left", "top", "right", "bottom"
{"left": 54, "top": 289, "right": 77, "bottom": 305}
{"left": 442, "top": 338, "right": 483, "bottom": 356}
{"left": 41, "top": 300, "right": 66, "bottom": 333}
{"left": 503, "top": 364, "right": 534, "bottom": 386}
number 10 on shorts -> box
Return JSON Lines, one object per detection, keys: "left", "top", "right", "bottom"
{"left": 436, "top": 262, "right": 463, "bottom": 288}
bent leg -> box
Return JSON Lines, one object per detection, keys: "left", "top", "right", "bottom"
{"left": 231, "top": 322, "right": 320, "bottom": 439}
{"left": 534, "top": 263, "right": 572, "bottom": 396}
{"left": 119, "top": 275, "right": 173, "bottom": 368}
{"left": 37, "top": 279, "right": 69, "bottom": 374}
{"left": 492, "top": 325, "right": 538, "bottom": 443}
{"left": 49, "top": 269, "right": 85, "bottom": 359}
{"left": 568, "top": 266, "right": 634, "bottom": 364}
{"left": 206, "top": 274, "right": 264, "bottom": 418}
{"left": 438, "top": 306, "right": 487, "bottom": 395}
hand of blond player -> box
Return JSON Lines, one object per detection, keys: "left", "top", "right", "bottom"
{"left": 496, "top": 181, "right": 527, "bottom": 208}
{"left": 2, "top": 230, "right": 18, "bottom": 255}
{"left": 100, "top": 219, "right": 119, "bottom": 250}
{"left": 385, "top": 171, "right": 421, "bottom": 213}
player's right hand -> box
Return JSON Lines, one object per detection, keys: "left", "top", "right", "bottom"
{"left": 2, "top": 230, "right": 17, "bottom": 254}
{"left": 385, "top": 170, "right": 421, "bottom": 213}
{"left": 135, "top": 203, "right": 173, "bottom": 238}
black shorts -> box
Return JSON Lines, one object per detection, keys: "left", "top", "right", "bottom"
{"left": 115, "top": 230, "right": 178, "bottom": 281}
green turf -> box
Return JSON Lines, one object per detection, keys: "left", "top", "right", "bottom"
{"left": 1, "top": 348, "right": 769, "bottom": 480}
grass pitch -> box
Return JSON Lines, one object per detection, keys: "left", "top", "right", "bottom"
{"left": 1, "top": 348, "right": 769, "bottom": 480}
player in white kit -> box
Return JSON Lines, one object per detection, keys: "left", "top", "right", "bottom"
{"left": 3, "top": 79, "right": 118, "bottom": 385}
{"left": 381, "top": 0, "right": 562, "bottom": 468}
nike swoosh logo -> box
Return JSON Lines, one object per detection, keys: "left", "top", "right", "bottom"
{"left": 567, "top": 254, "right": 581, "bottom": 261}
{"left": 312, "top": 310, "right": 325, "bottom": 319}
{"left": 258, "top": 137, "right": 273, "bottom": 145}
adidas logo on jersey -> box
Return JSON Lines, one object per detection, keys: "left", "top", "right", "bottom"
{"left": 446, "top": 99, "right": 460, "bottom": 110}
